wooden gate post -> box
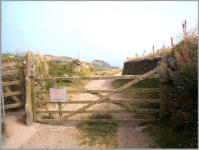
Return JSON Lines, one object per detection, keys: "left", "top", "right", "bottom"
{"left": 25, "top": 51, "right": 34, "bottom": 126}
{"left": 159, "top": 82, "right": 171, "bottom": 120}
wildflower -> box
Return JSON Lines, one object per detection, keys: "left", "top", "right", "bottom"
{"left": 194, "top": 35, "right": 198, "bottom": 41}
{"left": 182, "top": 55, "right": 188, "bottom": 60}
{"left": 175, "top": 71, "right": 179, "bottom": 75}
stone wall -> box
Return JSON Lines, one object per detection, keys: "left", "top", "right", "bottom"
{"left": 122, "top": 56, "right": 162, "bottom": 75}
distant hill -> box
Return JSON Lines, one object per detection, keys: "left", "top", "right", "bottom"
{"left": 91, "top": 59, "right": 119, "bottom": 71}
{"left": 44, "top": 55, "right": 74, "bottom": 63}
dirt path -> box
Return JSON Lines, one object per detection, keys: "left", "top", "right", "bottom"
{"left": 2, "top": 77, "right": 157, "bottom": 148}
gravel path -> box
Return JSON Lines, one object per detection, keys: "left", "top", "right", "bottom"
{"left": 2, "top": 77, "right": 158, "bottom": 148}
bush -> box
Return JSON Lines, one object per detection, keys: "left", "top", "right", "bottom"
{"left": 159, "top": 33, "right": 198, "bottom": 148}
{"left": 2, "top": 54, "right": 25, "bottom": 63}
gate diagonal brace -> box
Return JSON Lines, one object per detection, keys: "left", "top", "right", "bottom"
{"left": 69, "top": 80, "right": 132, "bottom": 111}
{"left": 59, "top": 67, "right": 159, "bottom": 122}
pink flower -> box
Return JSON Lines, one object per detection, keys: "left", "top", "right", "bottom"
{"left": 183, "top": 55, "right": 188, "bottom": 60}
{"left": 181, "top": 46, "right": 190, "bottom": 54}
{"left": 194, "top": 35, "right": 198, "bottom": 41}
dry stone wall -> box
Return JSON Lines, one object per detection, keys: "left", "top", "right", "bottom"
{"left": 122, "top": 56, "right": 162, "bottom": 75}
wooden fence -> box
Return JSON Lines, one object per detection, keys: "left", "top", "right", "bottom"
{"left": 2, "top": 62, "right": 25, "bottom": 109}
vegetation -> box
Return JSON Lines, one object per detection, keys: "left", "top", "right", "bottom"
{"left": 112, "top": 78, "right": 159, "bottom": 89}
{"left": 126, "top": 48, "right": 171, "bottom": 62}
{"left": 95, "top": 69, "right": 122, "bottom": 76}
{"left": 158, "top": 32, "right": 198, "bottom": 148}
{"left": 113, "top": 30, "right": 198, "bottom": 147}
{"left": 117, "top": 28, "right": 198, "bottom": 148}
{"left": 2, "top": 53, "right": 26, "bottom": 63}
{"left": 1, "top": 122, "right": 6, "bottom": 134}
{"left": 77, "top": 114, "right": 118, "bottom": 148}
{"left": 41, "top": 114, "right": 55, "bottom": 119}
{"left": 144, "top": 121, "right": 190, "bottom": 148}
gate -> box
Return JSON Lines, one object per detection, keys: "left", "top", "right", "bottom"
{"left": 25, "top": 51, "right": 160, "bottom": 125}
{"left": 2, "top": 62, "right": 25, "bottom": 109}
{"left": 33, "top": 71, "right": 160, "bottom": 124}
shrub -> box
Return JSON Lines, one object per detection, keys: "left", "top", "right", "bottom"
{"left": 2, "top": 54, "right": 25, "bottom": 63}
{"left": 159, "top": 33, "right": 198, "bottom": 148}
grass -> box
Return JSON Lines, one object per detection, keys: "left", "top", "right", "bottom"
{"left": 144, "top": 120, "right": 193, "bottom": 148}
{"left": 41, "top": 114, "right": 55, "bottom": 119}
{"left": 1, "top": 122, "right": 6, "bottom": 134}
{"left": 77, "top": 114, "right": 118, "bottom": 148}
{"left": 2, "top": 53, "right": 26, "bottom": 63}
{"left": 112, "top": 78, "right": 159, "bottom": 89}
{"left": 95, "top": 69, "right": 122, "bottom": 76}
{"left": 126, "top": 48, "right": 171, "bottom": 62}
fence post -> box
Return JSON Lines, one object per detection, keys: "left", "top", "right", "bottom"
{"left": 159, "top": 82, "right": 171, "bottom": 119}
{"left": 182, "top": 20, "right": 187, "bottom": 37}
{"left": 25, "top": 51, "right": 34, "bottom": 125}
{"left": 152, "top": 45, "right": 154, "bottom": 53}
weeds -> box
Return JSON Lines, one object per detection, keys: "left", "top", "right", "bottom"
{"left": 144, "top": 120, "right": 194, "bottom": 148}
{"left": 41, "top": 114, "right": 55, "bottom": 119}
{"left": 126, "top": 48, "right": 171, "bottom": 62}
{"left": 1, "top": 122, "right": 6, "bottom": 134}
{"left": 77, "top": 114, "right": 118, "bottom": 148}
{"left": 112, "top": 78, "right": 159, "bottom": 89}
{"left": 95, "top": 69, "right": 122, "bottom": 76}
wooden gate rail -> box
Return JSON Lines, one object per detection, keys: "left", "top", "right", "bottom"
{"left": 36, "top": 99, "right": 160, "bottom": 104}
{"left": 34, "top": 67, "right": 160, "bottom": 124}
{"left": 36, "top": 109, "right": 160, "bottom": 114}
{"left": 38, "top": 88, "right": 160, "bottom": 94}
{"left": 35, "top": 74, "right": 157, "bottom": 81}
{"left": 2, "top": 62, "right": 25, "bottom": 109}
{"left": 36, "top": 119, "right": 157, "bottom": 124}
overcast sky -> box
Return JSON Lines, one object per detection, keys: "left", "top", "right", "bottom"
{"left": 2, "top": 1, "right": 198, "bottom": 68}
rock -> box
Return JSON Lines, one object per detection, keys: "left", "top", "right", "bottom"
{"left": 135, "top": 126, "right": 148, "bottom": 132}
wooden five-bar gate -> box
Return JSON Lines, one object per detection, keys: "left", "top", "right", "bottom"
{"left": 25, "top": 51, "right": 160, "bottom": 125}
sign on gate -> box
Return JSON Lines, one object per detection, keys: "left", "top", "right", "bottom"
{"left": 50, "top": 88, "right": 67, "bottom": 102}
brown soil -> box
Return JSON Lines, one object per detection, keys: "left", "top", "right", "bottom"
{"left": 2, "top": 76, "right": 158, "bottom": 148}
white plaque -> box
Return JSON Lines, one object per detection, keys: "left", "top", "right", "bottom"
{"left": 50, "top": 88, "right": 67, "bottom": 102}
